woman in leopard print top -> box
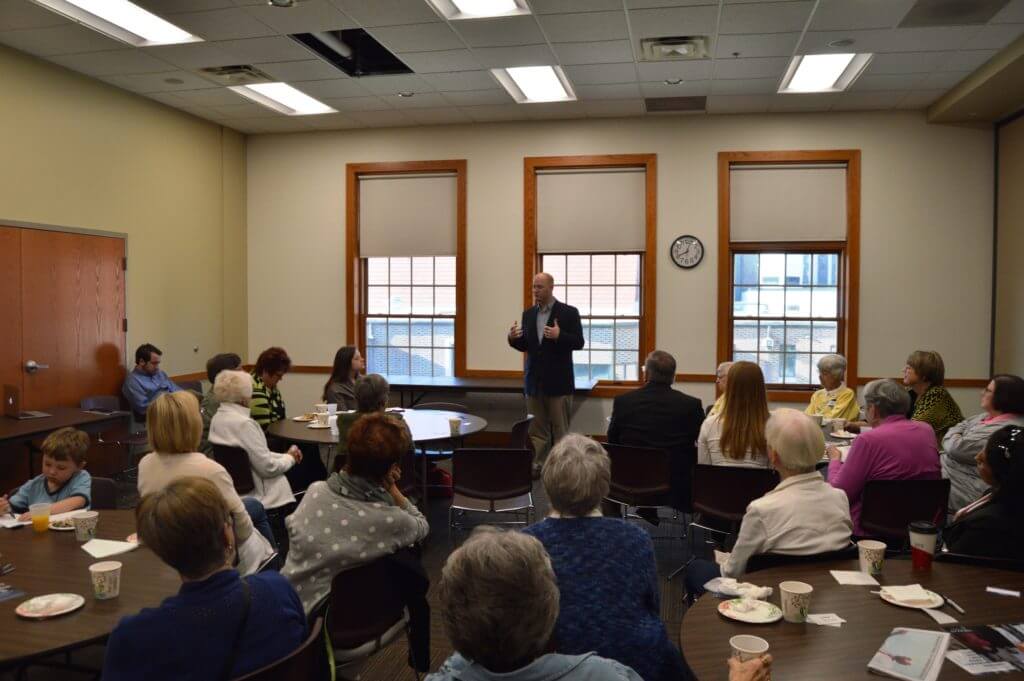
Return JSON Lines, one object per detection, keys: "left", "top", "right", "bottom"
{"left": 904, "top": 350, "right": 963, "bottom": 442}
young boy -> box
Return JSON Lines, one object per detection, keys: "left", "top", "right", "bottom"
{"left": 0, "top": 427, "right": 92, "bottom": 521}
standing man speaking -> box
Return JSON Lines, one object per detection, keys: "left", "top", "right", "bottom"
{"left": 508, "top": 273, "right": 585, "bottom": 476}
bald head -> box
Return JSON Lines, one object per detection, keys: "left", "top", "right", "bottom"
{"left": 765, "top": 408, "right": 825, "bottom": 474}
{"left": 532, "top": 272, "right": 554, "bottom": 306}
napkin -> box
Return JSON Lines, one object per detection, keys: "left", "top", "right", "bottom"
{"left": 0, "top": 515, "right": 29, "bottom": 529}
{"left": 923, "top": 608, "right": 958, "bottom": 625}
{"left": 830, "top": 570, "right": 879, "bottom": 585}
{"left": 82, "top": 539, "right": 138, "bottom": 559}
{"left": 807, "top": 613, "right": 845, "bottom": 627}
{"left": 880, "top": 584, "right": 931, "bottom": 602}
{"left": 705, "top": 577, "right": 773, "bottom": 600}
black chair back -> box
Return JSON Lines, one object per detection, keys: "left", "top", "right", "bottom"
{"left": 508, "top": 415, "right": 534, "bottom": 452}
{"left": 691, "top": 465, "right": 778, "bottom": 524}
{"left": 327, "top": 560, "right": 407, "bottom": 650}
{"left": 212, "top": 444, "right": 257, "bottom": 495}
{"left": 233, "top": 617, "right": 325, "bottom": 681}
{"left": 178, "top": 380, "right": 203, "bottom": 394}
{"left": 936, "top": 550, "right": 1024, "bottom": 573}
{"left": 604, "top": 443, "right": 673, "bottom": 508}
{"left": 80, "top": 395, "right": 121, "bottom": 412}
{"left": 451, "top": 448, "right": 532, "bottom": 501}
{"left": 745, "top": 543, "right": 858, "bottom": 574}
{"left": 860, "top": 478, "right": 950, "bottom": 546}
{"left": 90, "top": 477, "right": 118, "bottom": 510}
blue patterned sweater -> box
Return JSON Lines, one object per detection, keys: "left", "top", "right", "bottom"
{"left": 523, "top": 517, "right": 685, "bottom": 681}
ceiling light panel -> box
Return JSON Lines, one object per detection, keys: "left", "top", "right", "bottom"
{"left": 425, "top": 0, "right": 530, "bottom": 21}
{"left": 779, "top": 53, "right": 873, "bottom": 93}
{"left": 228, "top": 83, "right": 337, "bottom": 116}
{"left": 490, "top": 65, "right": 577, "bottom": 103}
{"left": 30, "top": 0, "right": 201, "bottom": 46}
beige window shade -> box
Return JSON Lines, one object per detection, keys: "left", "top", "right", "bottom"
{"left": 359, "top": 173, "right": 457, "bottom": 257}
{"left": 537, "top": 167, "right": 646, "bottom": 253}
{"left": 730, "top": 164, "right": 847, "bottom": 242}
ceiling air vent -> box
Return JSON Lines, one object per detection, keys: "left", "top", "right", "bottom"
{"left": 198, "top": 65, "right": 274, "bottom": 86}
{"left": 639, "top": 36, "right": 710, "bottom": 62}
{"left": 291, "top": 29, "right": 411, "bottom": 77}
{"left": 645, "top": 96, "right": 707, "bottom": 114}
{"left": 898, "top": 0, "right": 1011, "bottom": 27}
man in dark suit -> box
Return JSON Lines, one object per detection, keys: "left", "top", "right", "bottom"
{"left": 607, "top": 350, "right": 705, "bottom": 513}
{"left": 508, "top": 272, "right": 585, "bottom": 475}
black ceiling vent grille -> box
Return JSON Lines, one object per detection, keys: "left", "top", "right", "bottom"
{"left": 644, "top": 96, "right": 707, "bottom": 113}
{"left": 898, "top": 0, "right": 1011, "bottom": 28}
{"left": 291, "top": 29, "right": 411, "bottom": 77}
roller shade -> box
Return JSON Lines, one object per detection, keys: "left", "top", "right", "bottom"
{"left": 359, "top": 172, "right": 457, "bottom": 257}
{"left": 537, "top": 167, "right": 646, "bottom": 253}
{"left": 730, "top": 164, "right": 847, "bottom": 242}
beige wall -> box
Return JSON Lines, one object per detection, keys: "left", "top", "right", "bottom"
{"left": 995, "top": 115, "right": 1024, "bottom": 375}
{"left": 247, "top": 111, "right": 993, "bottom": 430}
{"left": 0, "top": 45, "right": 247, "bottom": 377}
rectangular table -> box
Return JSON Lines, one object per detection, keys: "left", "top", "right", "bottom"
{"left": 381, "top": 375, "right": 599, "bottom": 407}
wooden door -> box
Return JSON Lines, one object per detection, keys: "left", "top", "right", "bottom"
{"left": 0, "top": 227, "right": 23, "bottom": 395}
{"left": 20, "top": 229, "right": 126, "bottom": 410}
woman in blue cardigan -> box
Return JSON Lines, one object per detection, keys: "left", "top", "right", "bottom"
{"left": 523, "top": 434, "right": 686, "bottom": 681}
{"left": 102, "top": 477, "right": 306, "bottom": 681}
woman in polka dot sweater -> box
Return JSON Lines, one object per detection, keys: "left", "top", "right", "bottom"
{"left": 282, "top": 412, "right": 429, "bottom": 613}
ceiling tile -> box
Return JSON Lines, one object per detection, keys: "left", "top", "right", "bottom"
{"left": 346, "top": 109, "right": 416, "bottom": 127}
{"left": 405, "top": 107, "right": 474, "bottom": 124}
{"left": 175, "top": 87, "right": 253, "bottom": 107}
{"left": 385, "top": 91, "right": 452, "bottom": 108}
{"left": 253, "top": 59, "right": 345, "bottom": 81}
{"left": 47, "top": 49, "right": 173, "bottom": 76}
{"left": 242, "top": 0, "right": 355, "bottom": 34}
{"left": 369, "top": 23, "right": 464, "bottom": 53}
{"left": 472, "top": 44, "right": 556, "bottom": 68}
{"left": 849, "top": 72, "right": 926, "bottom": 91}
{"left": 863, "top": 51, "right": 947, "bottom": 74}
{"left": 0, "top": 24, "right": 125, "bottom": 57}
{"left": 710, "top": 77, "right": 780, "bottom": 94}
{"left": 575, "top": 82, "right": 643, "bottom": 99}
{"left": 398, "top": 49, "right": 481, "bottom": 73}
{"left": 304, "top": 112, "right": 361, "bottom": 129}
{"left": 166, "top": 8, "right": 277, "bottom": 42}
{"left": 552, "top": 40, "right": 633, "bottom": 65}
{"left": 919, "top": 70, "right": 970, "bottom": 89}
{"left": 526, "top": 101, "right": 588, "bottom": 119}
{"left": 143, "top": 42, "right": 244, "bottom": 70}
{"left": 626, "top": 0, "right": 720, "bottom": 7}
{"left": 462, "top": 104, "right": 531, "bottom": 121}
{"left": 835, "top": 90, "right": 904, "bottom": 110}
{"left": 329, "top": 0, "right": 440, "bottom": 27}
{"left": 639, "top": 80, "right": 710, "bottom": 96}
{"left": 808, "top": 0, "right": 917, "bottom": 31}
{"left": 295, "top": 78, "right": 373, "bottom": 98}
{"left": 226, "top": 117, "right": 316, "bottom": 133}
{"left": 628, "top": 6, "right": 719, "bottom": 40}
{"left": 452, "top": 16, "right": 545, "bottom": 48}
{"left": 712, "top": 56, "right": 789, "bottom": 79}
{"left": 537, "top": 12, "right": 629, "bottom": 43}
{"left": 940, "top": 49, "right": 997, "bottom": 71}
{"left": 714, "top": 33, "right": 801, "bottom": 58}
{"left": 441, "top": 89, "right": 513, "bottom": 105}
{"left": 581, "top": 99, "right": 646, "bottom": 116}
{"left": 563, "top": 62, "right": 638, "bottom": 84}
{"left": 796, "top": 29, "right": 894, "bottom": 54}
{"left": 769, "top": 92, "right": 840, "bottom": 112}
{"left": 897, "top": 89, "right": 946, "bottom": 108}
{"left": 719, "top": 2, "right": 814, "bottom": 34}
{"left": 532, "top": 0, "right": 624, "bottom": 13}
{"left": 992, "top": 0, "right": 1024, "bottom": 23}
{"left": 635, "top": 59, "right": 712, "bottom": 80}
{"left": 705, "top": 94, "right": 774, "bottom": 113}
{"left": 209, "top": 102, "right": 282, "bottom": 119}
{"left": 135, "top": 0, "right": 237, "bottom": 14}
{"left": 421, "top": 70, "right": 498, "bottom": 91}
{"left": 0, "top": 1, "right": 69, "bottom": 30}
{"left": 799, "top": 27, "right": 978, "bottom": 53}
{"left": 356, "top": 73, "right": 435, "bottom": 95}
{"left": 320, "top": 95, "right": 395, "bottom": 110}
{"left": 214, "top": 36, "right": 314, "bottom": 63}
{"left": 100, "top": 70, "right": 219, "bottom": 93}
{"left": 961, "top": 23, "right": 1024, "bottom": 50}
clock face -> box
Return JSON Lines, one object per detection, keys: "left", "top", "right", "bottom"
{"left": 671, "top": 235, "right": 704, "bottom": 269}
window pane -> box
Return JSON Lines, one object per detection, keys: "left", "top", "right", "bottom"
{"left": 734, "top": 351, "right": 757, "bottom": 364}
{"left": 389, "top": 257, "right": 411, "bottom": 285}
{"left": 734, "top": 253, "right": 759, "bottom": 285}
{"left": 784, "top": 354, "right": 812, "bottom": 384}
{"left": 434, "top": 319, "right": 454, "bottom": 347}
{"left": 759, "top": 320, "right": 785, "bottom": 353}
{"left": 366, "top": 347, "right": 387, "bottom": 374}
{"left": 410, "top": 348, "right": 433, "bottom": 377}
{"left": 733, "top": 286, "right": 759, "bottom": 318}
{"left": 592, "top": 286, "right": 615, "bottom": 315}
{"left": 411, "top": 257, "right": 433, "bottom": 285}
{"left": 614, "top": 320, "right": 639, "bottom": 350}
{"left": 367, "top": 286, "right": 389, "bottom": 314}
{"left": 786, "top": 253, "right": 811, "bottom": 285}
{"left": 812, "top": 322, "right": 838, "bottom": 352}
{"left": 734, "top": 320, "right": 758, "bottom": 352}
{"left": 435, "top": 257, "right": 456, "bottom": 286}
{"left": 785, "top": 321, "right": 812, "bottom": 353}
{"left": 759, "top": 253, "right": 785, "bottom": 285}
{"left": 387, "top": 348, "right": 409, "bottom": 375}
{"left": 389, "top": 287, "right": 411, "bottom": 315}
{"left": 553, "top": 285, "right": 566, "bottom": 302}
{"left": 573, "top": 353, "right": 590, "bottom": 381}
{"left": 579, "top": 320, "right": 591, "bottom": 350}
{"left": 410, "top": 318, "right": 432, "bottom": 347}
{"left": 813, "top": 253, "right": 838, "bottom": 286}
{"left": 812, "top": 287, "right": 838, "bottom": 318}
{"left": 543, "top": 255, "right": 565, "bottom": 285}
{"left": 412, "top": 287, "right": 433, "bottom": 315}
{"left": 760, "top": 287, "right": 784, "bottom": 317}
{"left": 433, "top": 348, "right": 454, "bottom": 377}
{"left": 615, "top": 350, "right": 638, "bottom": 380}
{"left": 615, "top": 286, "right": 640, "bottom": 316}
{"left": 436, "top": 287, "right": 456, "bottom": 315}
{"left": 759, "top": 353, "right": 784, "bottom": 384}
{"left": 590, "top": 321, "right": 613, "bottom": 349}
{"left": 590, "top": 351, "right": 613, "bottom": 380}
{"left": 785, "top": 287, "right": 811, "bottom": 317}
{"left": 616, "top": 254, "right": 640, "bottom": 285}
{"left": 367, "top": 258, "right": 388, "bottom": 285}
{"left": 592, "top": 254, "right": 615, "bottom": 284}
{"left": 566, "top": 286, "right": 590, "bottom": 315}
{"left": 387, "top": 319, "right": 409, "bottom": 346}
{"left": 366, "top": 318, "right": 387, "bottom": 346}
{"left": 566, "top": 255, "right": 590, "bottom": 284}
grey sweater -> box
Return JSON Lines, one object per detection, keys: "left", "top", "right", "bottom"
{"left": 941, "top": 413, "right": 1024, "bottom": 511}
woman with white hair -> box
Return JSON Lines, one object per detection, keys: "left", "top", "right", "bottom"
{"left": 685, "top": 409, "right": 852, "bottom": 597}
{"left": 523, "top": 434, "right": 684, "bottom": 681}
{"left": 805, "top": 354, "right": 860, "bottom": 421}
{"left": 428, "top": 527, "right": 642, "bottom": 681}
{"left": 208, "top": 369, "right": 301, "bottom": 513}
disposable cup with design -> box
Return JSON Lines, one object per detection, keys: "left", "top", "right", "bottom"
{"left": 908, "top": 521, "right": 939, "bottom": 571}
{"left": 810, "top": 414, "right": 823, "bottom": 426}
{"left": 314, "top": 403, "right": 329, "bottom": 414}
{"left": 779, "top": 581, "right": 813, "bottom": 623}
{"left": 315, "top": 411, "right": 330, "bottom": 426}
{"left": 858, "top": 539, "right": 887, "bottom": 575}
{"left": 448, "top": 417, "right": 462, "bottom": 437}
{"left": 326, "top": 403, "right": 338, "bottom": 416}
{"left": 29, "top": 503, "right": 51, "bottom": 533}
{"left": 89, "top": 561, "right": 122, "bottom": 600}
{"left": 730, "top": 635, "right": 769, "bottom": 662}
{"left": 73, "top": 511, "right": 100, "bottom": 542}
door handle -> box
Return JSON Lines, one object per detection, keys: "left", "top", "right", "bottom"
{"left": 24, "top": 360, "right": 49, "bottom": 374}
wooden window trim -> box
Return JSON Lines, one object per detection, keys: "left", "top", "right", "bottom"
{"left": 345, "top": 160, "right": 467, "bottom": 376}
{"left": 524, "top": 154, "right": 657, "bottom": 396}
{"left": 717, "top": 150, "right": 861, "bottom": 403}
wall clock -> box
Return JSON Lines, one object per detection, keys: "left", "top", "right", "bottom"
{"left": 671, "top": 235, "right": 704, "bottom": 269}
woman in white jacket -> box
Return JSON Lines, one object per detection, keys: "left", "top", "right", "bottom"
{"left": 209, "top": 370, "right": 301, "bottom": 511}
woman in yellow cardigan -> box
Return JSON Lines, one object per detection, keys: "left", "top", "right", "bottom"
{"left": 805, "top": 354, "right": 860, "bottom": 421}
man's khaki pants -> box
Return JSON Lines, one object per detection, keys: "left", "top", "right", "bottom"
{"left": 525, "top": 394, "right": 572, "bottom": 465}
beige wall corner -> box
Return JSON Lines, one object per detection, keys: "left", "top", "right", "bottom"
{"left": 928, "top": 34, "right": 1024, "bottom": 124}
{"left": 222, "top": 128, "right": 248, "bottom": 361}
{"left": 995, "top": 114, "right": 1024, "bottom": 374}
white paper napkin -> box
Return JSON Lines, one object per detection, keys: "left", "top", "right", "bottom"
{"left": 880, "top": 584, "right": 931, "bottom": 602}
{"left": 807, "top": 613, "right": 846, "bottom": 627}
{"left": 923, "top": 608, "right": 958, "bottom": 625}
{"left": 82, "top": 539, "right": 138, "bottom": 558}
{"left": 830, "top": 570, "right": 879, "bottom": 585}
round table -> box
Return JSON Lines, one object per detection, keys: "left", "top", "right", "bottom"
{"left": 680, "top": 558, "right": 1024, "bottom": 680}
{"left": 0, "top": 510, "right": 180, "bottom": 669}
{"left": 267, "top": 409, "right": 488, "bottom": 446}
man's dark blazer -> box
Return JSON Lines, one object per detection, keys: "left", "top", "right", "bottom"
{"left": 507, "top": 300, "right": 584, "bottom": 397}
{"left": 607, "top": 381, "right": 705, "bottom": 511}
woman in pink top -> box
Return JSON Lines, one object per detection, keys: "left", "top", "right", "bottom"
{"left": 827, "top": 379, "right": 940, "bottom": 536}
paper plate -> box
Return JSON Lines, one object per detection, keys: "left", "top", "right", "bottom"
{"left": 718, "top": 598, "right": 783, "bottom": 624}
{"left": 292, "top": 415, "right": 314, "bottom": 422}
{"left": 831, "top": 430, "right": 858, "bottom": 440}
{"left": 48, "top": 520, "right": 76, "bottom": 531}
{"left": 879, "top": 589, "right": 944, "bottom": 610}
{"left": 16, "top": 593, "right": 85, "bottom": 619}
{"left": 307, "top": 423, "right": 331, "bottom": 429}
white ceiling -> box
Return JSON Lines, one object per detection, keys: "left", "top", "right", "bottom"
{"left": 1, "top": 0, "right": 1023, "bottom": 133}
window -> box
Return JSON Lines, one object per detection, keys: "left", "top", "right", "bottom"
{"left": 363, "top": 256, "right": 456, "bottom": 377}
{"left": 730, "top": 248, "right": 842, "bottom": 386}
{"left": 541, "top": 253, "right": 642, "bottom": 382}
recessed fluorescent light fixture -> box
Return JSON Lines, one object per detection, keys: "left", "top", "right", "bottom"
{"left": 29, "top": 0, "right": 201, "bottom": 46}
{"left": 490, "top": 66, "right": 576, "bottom": 104}
{"left": 425, "top": 0, "right": 530, "bottom": 20}
{"left": 778, "top": 53, "right": 872, "bottom": 93}
{"left": 228, "top": 83, "right": 337, "bottom": 116}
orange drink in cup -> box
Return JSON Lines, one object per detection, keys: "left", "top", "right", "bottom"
{"left": 29, "top": 503, "right": 51, "bottom": 533}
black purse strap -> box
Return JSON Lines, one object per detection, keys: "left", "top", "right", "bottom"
{"left": 221, "top": 579, "right": 252, "bottom": 681}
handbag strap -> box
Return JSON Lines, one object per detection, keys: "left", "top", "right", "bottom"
{"left": 221, "top": 578, "right": 253, "bottom": 681}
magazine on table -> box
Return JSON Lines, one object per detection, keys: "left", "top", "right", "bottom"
{"left": 947, "top": 624, "right": 1024, "bottom": 674}
{"left": 867, "top": 628, "right": 950, "bottom": 681}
